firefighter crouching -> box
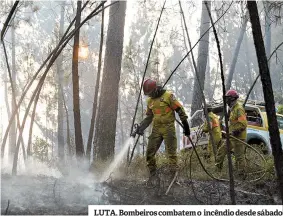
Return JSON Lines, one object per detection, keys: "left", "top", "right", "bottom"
{"left": 215, "top": 89, "right": 247, "bottom": 175}
{"left": 134, "top": 78, "right": 190, "bottom": 179}
{"left": 202, "top": 104, "right": 222, "bottom": 160}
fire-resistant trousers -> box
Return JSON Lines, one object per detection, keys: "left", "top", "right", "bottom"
{"left": 215, "top": 138, "right": 246, "bottom": 173}
{"left": 207, "top": 132, "right": 222, "bottom": 158}
{"left": 146, "top": 123, "right": 177, "bottom": 174}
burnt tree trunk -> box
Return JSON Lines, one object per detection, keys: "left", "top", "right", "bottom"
{"left": 93, "top": 1, "right": 127, "bottom": 161}
{"left": 247, "top": 1, "right": 283, "bottom": 203}
{"left": 72, "top": 0, "right": 84, "bottom": 159}
{"left": 226, "top": 10, "right": 248, "bottom": 90}
{"left": 86, "top": 6, "right": 104, "bottom": 162}
{"left": 190, "top": 1, "right": 210, "bottom": 123}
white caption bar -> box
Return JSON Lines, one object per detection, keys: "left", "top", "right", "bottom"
{"left": 89, "top": 205, "right": 283, "bottom": 216}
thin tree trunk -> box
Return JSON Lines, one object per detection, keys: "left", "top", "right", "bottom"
{"left": 264, "top": 1, "right": 271, "bottom": 67}
{"left": 60, "top": 84, "right": 71, "bottom": 158}
{"left": 57, "top": 1, "right": 66, "bottom": 164}
{"left": 247, "top": 1, "right": 283, "bottom": 204}
{"left": 9, "top": 21, "right": 16, "bottom": 159}
{"left": 244, "top": 33, "right": 256, "bottom": 100}
{"left": 26, "top": 3, "right": 65, "bottom": 158}
{"left": 72, "top": 0, "right": 84, "bottom": 159}
{"left": 2, "top": 22, "right": 26, "bottom": 162}
{"left": 211, "top": 61, "right": 219, "bottom": 100}
{"left": 205, "top": 2, "right": 236, "bottom": 204}
{"left": 190, "top": 1, "right": 210, "bottom": 119}
{"left": 4, "top": 69, "right": 11, "bottom": 156}
{"left": 180, "top": 0, "right": 217, "bottom": 158}
{"left": 94, "top": 1, "right": 127, "bottom": 161}
{"left": 226, "top": 10, "right": 248, "bottom": 90}
{"left": 86, "top": 6, "right": 104, "bottom": 162}
{"left": 118, "top": 98, "right": 125, "bottom": 145}
{"left": 205, "top": 53, "right": 211, "bottom": 101}
{"left": 0, "top": 1, "right": 97, "bottom": 157}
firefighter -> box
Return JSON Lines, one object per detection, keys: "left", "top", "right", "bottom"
{"left": 202, "top": 104, "right": 222, "bottom": 160}
{"left": 215, "top": 90, "right": 247, "bottom": 174}
{"left": 135, "top": 78, "right": 190, "bottom": 178}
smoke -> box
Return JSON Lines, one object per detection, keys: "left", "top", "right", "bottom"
{"left": 1, "top": 157, "right": 109, "bottom": 214}
{"left": 0, "top": 138, "right": 138, "bottom": 214}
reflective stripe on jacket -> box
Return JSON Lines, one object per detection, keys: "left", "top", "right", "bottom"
{"left": 146, "top": 91, "right": 187, "bottom": 126}
{"left": 203, "top": 112, "right": 220, "bottom": 132}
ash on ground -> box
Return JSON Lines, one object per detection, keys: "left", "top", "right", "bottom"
{"left": 1, "top": 173, "right": 278, "bottom": 215}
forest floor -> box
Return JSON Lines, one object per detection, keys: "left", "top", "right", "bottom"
{"left": 1, "top": 148, "right": 280, "bottom": 215}
{"left": 1, "top": 170, "right": 280, "bottom": 215}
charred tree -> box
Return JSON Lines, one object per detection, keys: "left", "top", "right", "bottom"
{"left": 190, "top": 1, "right": 211, "bottom": 124}
{"left": 93, "top": 1, "right": 127, "bottom": 161}
{"left": 205, "top": 1, "right": 236, "bottom": 204}
{"left": 86, "top": 6, "right": 104, "bottom": 162}
{"left": 72, "top": 0, "right": 84, "bottom": 159}
{"left": 247, "top": 1, "right": 283, "bottom": 203}
{"left": 226, "top": 10, "right": 248, "bottom": 90}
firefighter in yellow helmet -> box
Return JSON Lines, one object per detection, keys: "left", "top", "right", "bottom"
{"left": 202, "top": 104, "right": 222, "bottom": 160}
{"left": 135, "top": 78, "right": 190, "bottom": 178}
{"left": 215, "top": 90, "right": 247, "bottom": 174}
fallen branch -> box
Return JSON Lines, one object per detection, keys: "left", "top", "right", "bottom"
{"left": 165, "top": 171, "right": 178, "bottom": 195}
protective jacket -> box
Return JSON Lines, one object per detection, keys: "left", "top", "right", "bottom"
{"left": 215, "top": 101, "right": 247, "bottom": 173}
{"left": 203, "top": 112, "right": 222, "bottom": 155}
{"left": 139, "top": 89, "right": 188, "bottom": 175}
{"left": 203, "top": 112, "right": 221, "bottom": 135}
{"left": 228, "top": 101, "right": 247, "bottom": 139}
{"left": 139, "top": 90, "right": 188, "bottom": 131}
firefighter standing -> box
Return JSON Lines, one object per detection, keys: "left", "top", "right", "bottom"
{"left": 135, "top": 78, "right": 190, "bottom": 178}
{"left": 202, "top": 105, "right": 222, "bottom": 159}
{"left": 215, "top": 90, "right": 247, "bottom": 174}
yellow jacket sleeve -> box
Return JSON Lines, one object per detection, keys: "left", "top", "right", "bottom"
{"left": 169, "top": 93, "right": 188, "bottom": 122}
{"left": 139, "top": 101, "right": 153, "bottom": 132}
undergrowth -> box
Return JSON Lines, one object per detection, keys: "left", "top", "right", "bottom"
{"left": 90, "top": 143, "right": 275, "bottom": 183}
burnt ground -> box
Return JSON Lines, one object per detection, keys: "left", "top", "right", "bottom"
{"left": 1, "top": 172, "right": 279, "bottom": 215}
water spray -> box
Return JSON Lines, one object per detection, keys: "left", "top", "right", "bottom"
{"left": 100, "top": 137, "right": 134, "bottom": 182}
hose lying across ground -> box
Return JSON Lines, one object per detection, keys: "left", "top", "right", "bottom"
{"left": 184, "top": 131, "right": 267, "bottom": 183}
{"left": 125, "top": 120, "right": 267, "bottom": 200}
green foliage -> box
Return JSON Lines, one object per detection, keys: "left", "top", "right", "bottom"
{"left": 33, "top": 137, "right": 50, "bottom": 162}
{"left": 277, "top": 105, "right": 283, "bottom": 115}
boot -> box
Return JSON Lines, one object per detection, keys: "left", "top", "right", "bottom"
{"left": 146, "top": 168, "right": 159, "bottom": 187}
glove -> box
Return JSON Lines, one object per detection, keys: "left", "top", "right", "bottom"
{"left": 131, "top": 124, "right": 144, "bottom": 137}
{"left": 136, "top": 125, "right": 144, "bottom": 136}
{"left": 231, "top": 130, "right": 240, "bottom": 137}
{"left": 182, "top": 120, "right": 190, "bottom": 136}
